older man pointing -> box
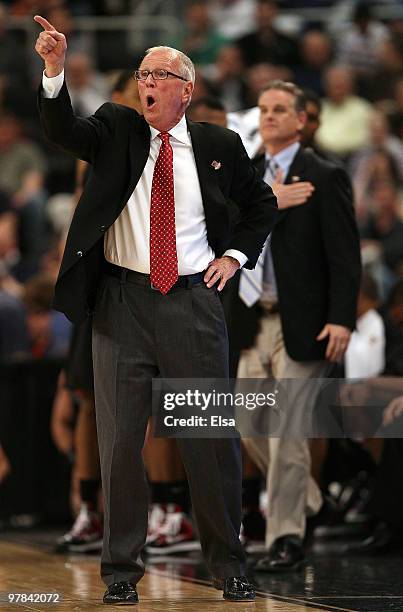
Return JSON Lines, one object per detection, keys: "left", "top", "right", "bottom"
{"left": 34, "top": 14, "right": 277, "bottom": 605}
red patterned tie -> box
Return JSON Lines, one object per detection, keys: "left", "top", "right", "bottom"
{"left": 150, "top": 132, "right": 178, "bottom": 294}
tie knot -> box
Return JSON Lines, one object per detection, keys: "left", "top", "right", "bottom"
{"left": 158, "top": 132, "right": 170, "bottom": 144}
{"left": 266, "top": 157, "right": 279, "bottom": 175}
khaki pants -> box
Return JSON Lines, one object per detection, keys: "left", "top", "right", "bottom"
{"left": 237, "top": 313, "right": 329, "bottom": 548}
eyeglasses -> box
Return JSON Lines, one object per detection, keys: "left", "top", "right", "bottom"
{"left": 133, "top": 69, "right": 187, "bottom": 82}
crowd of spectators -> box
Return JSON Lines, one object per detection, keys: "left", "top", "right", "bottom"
{"left": 0, "top": 0, "right": 403, "bottom": 551}
{"left": 0, "top": 0, "right": 401, "bottom": 356}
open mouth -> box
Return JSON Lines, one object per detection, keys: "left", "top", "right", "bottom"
{"left": 146, "top": 95, "right": 156, "bottom": 109}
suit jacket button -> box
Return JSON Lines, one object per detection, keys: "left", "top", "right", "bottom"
{"left": 99, "top": 225, "right": 106, "bottom": 232}
{"left": 77, "top": 250, "right": 83, "bottom": 257}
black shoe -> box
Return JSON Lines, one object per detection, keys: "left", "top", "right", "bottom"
{"left": 305, "top": 496, "right": 342, "bottom": 544}
{"left": 255, "top": 535, "right": 305, "bottom": 572}
{"left": 213, "top": 576, "right": 256, "bottom": 601}
{"left": 103, "top": 581, "right": 139, "bottom": 605}
{"left": 343, "top": 522, "right": 403, "bottom": 555}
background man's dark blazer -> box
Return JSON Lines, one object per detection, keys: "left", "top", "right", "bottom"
{"left": 38, "top": 82, "right": 277, "bottom": 324}
{"left": 224, "top": 146, "right": 362, "bottom": 364}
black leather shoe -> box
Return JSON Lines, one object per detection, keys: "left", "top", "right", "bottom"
{"left": 255, "top": 535, "right": 305, "bottom": 572}
{"left": 103, "top": 581, "right": 139, "bottom": 605}
{"left": 305, "top": 495, "right": 341, "bottom": 543}
{"left": 213, "top": 576, "right": 255, "bottom": 601}
{"left": 343, "top": 522, "right": 403, "bottom": 555}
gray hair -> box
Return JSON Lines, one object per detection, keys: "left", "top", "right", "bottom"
{"left": 259, "top": 80, "right": 306, "bottom": 113}
{"left": 144, "top": 46, "right": 195, "bottom": 85}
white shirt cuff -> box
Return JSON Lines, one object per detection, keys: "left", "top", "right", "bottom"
{"left": 223, "top": 249, "right": 248, "bottom": 268}
{"left": 42, "top": 69, "right": 65, "bottom": 99}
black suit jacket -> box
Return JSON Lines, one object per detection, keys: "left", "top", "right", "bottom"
{"left": 224, "top": 146, "right": 362, "bottom": 362}
{"left": 38, "top": 82, "right": 277, "bottom": 323}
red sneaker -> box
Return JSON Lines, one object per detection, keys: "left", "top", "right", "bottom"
{"left": 55, "top": 505, "right": 103, "bottom": 553}
{"left": 145, "top": 505, "right": 200, "bottom": 554}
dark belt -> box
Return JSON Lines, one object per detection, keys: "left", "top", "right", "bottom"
{"left": 104, "top": 261, "right": 205, "bottom": 291}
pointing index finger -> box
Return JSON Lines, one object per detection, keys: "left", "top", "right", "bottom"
{"left": 34, "top": 15, "right": 55, "bottom": 31}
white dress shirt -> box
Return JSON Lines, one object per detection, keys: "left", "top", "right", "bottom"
{"left": 42, "top": 69, "right": 247, "bottom": 274}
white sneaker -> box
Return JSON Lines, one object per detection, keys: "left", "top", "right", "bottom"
{"left": 146, "top": 503, "right": 166, "bottom": 544}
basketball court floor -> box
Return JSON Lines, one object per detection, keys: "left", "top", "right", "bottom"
{"left": 1, "top": 528, "right": 402, "bottom": 612}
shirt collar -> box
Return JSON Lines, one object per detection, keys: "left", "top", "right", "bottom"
{"left": 149, "top": 114, "right": 190, "bottom": 145}
{"left": 265, "top": 141, "right": 300, "bottom": 175}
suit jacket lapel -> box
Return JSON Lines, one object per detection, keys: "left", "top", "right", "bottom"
{"left": 187, "top": 119, "right": 227, "bottom": 211}
{"left": 254, "top": 153, "right": 266, "bottom": 177}
{"left": 265, "top": 145, "right": 308, "bottom": 226}
{"left": 127, "top": 115, "right": 151, "bottom": 200}
{"left": 284, "top": 145, "right": 307, "bottom": 185}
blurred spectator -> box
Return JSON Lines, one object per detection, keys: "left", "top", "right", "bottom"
{"left": 388, "top": 76, "right": 403, "bottom": 141}
{"left": 23, "top": 273, "right": 71, "bottom": 359}
{"left": 357, "top": 150, "right": 402, "bottom": 235}
{"left": 299, "top": 89, "right": 321, "bottom": 149}
{"left": 40, "top": 233, "right": 66, "bottom": 282}
{"left": 382, "top": 279, "right": 403, "bottom": 376}
{"left": 368, "top": 35, "right": 403, "bottom": 103}
{"left": 66, "top": 53, "right": 108, "bottom": 117}
{"left": 294, "top": 29, "right": 333, "bottom": 97}
{"left": 208, "top": 45, "right": 249, "bottom": 111}
{"left": 351, "top": 110, "right": 403, "bottom": 183}
{"left": 190, "top": 69, "right": 219, "bottom": 103}
{"left": 224, "top": 63, "right": 293, "bottom": 157}
{"left": 171, "top": 1, "right": 228, "bottom": 67}
{"left": 42, "top": 5, "right": 94, "bottom": 63}
{"left": 0, "top": 2, "right": 29, "bottom": 84}
{"left": 300, "top": 89, "right": 342, "bottom": 164}
{"left": 0, "top": 3, "right": 35, "bottom": 121}
{"left": 361, "top": 180, "right": 403, "bottom": 279}
{"left": 0, "top": 287, "right": 29, "bottom": 360}
{"left": 236, "top": 0, "right": 298, "bottom": 68}
{"left": 188, "top": 96, "right": 227, "bottom": 127}
{"left": 111, "top": 69, "right": 141, "bottom": 109}
{"left": 0, "top": 190, "right": 29, "bottom": 359}
{"left": 0, "top": 112, "right": 49, "bottom": 277}
{"left": 0, "top": 190, "right": 32, "bottom": 287}
{"left": 344, "top": 273, "right": 385, "bottom": 379}
{"left": 316, "top": 65, "right": 373, "bottom": 159}
{"left": 245, "top": 62, "right": 293, "bottom": 107}
{"left": 0, "top": 192, "right": 17, "bottom": 272}
{"left": 208, "top": 0, "right": 257, "bottom": 40}
{"left": 95, "top": 3, "right": 136, "bottom": 71}
{"left": 336, "top": 1, "right": 390, "bottom": 81}
{"left": 227, "top": 105, "right": 261, "bottom": 158}
{"left": 0, "top": 113, "right": 47, "bottom": 198}
{"left": 350, "top": 110, "right": 403, "bottom": 226}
